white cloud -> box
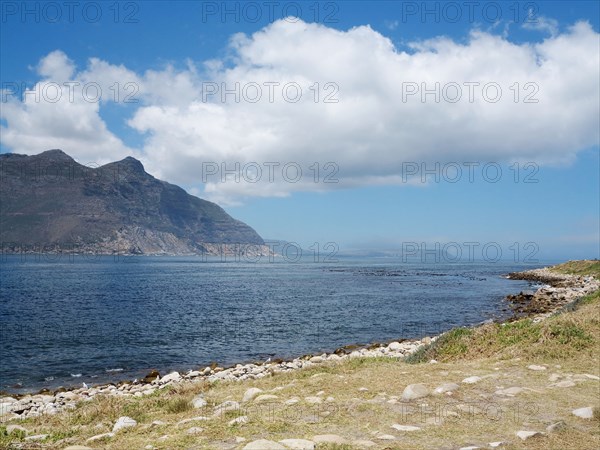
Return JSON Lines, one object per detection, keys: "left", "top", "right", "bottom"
{"left": 522, "top": 15, "right": 560, "bottom": 37}
{"left": 36, "top": 50, "right": 76, "bottom": 81}
{"left": 1, "top": 20, "right": 599, "bottom": 205}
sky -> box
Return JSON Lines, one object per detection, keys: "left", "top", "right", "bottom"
{"left": 1, "top": 1, "right": 599, "bottom": 261}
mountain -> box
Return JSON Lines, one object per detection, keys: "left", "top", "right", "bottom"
{"left": 0, "top": 150, "right": 267, "bottom": 256}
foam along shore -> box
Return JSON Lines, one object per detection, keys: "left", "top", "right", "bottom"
{"left": 1, "top": 262, "right": 598, "bottom": 422}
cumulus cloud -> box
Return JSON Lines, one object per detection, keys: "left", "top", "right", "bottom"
{"left": 1, "top": 20, "right": 599, "bottom": 204}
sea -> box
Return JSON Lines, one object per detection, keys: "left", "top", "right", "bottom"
{"left": 0, "top": 255, "right": 553, "bottom": 394}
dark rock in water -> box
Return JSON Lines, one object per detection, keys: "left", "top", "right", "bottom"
{"left": 0, "top": 149, "right": 265, "bottom": 255}
{"left": 141, "top": 370, "right": 160, "bottom": 383}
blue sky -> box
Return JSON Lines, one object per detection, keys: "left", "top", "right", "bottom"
{"left": 1, "top": 1, "right": 599, "bottom": 260}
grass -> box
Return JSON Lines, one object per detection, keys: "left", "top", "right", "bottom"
{"left": 406, "top": 288, "right": 599, "bottom": 364}
{"left": 1, "top": 264, "right": 598, "bottom": 449}
{"left": 549, "top": 260, "right": 600, "bottom": 277}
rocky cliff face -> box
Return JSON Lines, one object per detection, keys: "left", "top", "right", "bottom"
{"left": 0, "top": 150, "right": 266, "bottom": 255}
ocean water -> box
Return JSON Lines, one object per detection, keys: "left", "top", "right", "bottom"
{"left": 0, "top": 255, "right": 546, "bottom": 393}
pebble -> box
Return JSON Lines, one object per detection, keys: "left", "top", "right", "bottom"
{"left": 391, "top": 424, "right": 421, "bottom": 431}
{"left": 376, "top": 434, "right": 396, "bottom": 440}
{"left": 176, "top": 416, "right": 210, "bottom": 426}
{"left": 516, "top": 430, "right": 542, "bottom": 440}
{"left": 401, "top": 383, "right": 429, "bottom": 401}
{"left": 527, "top": 365, "right": 547, "bottom": 371}
{"left": 312, "top": 434, "right": 347, "bottom": 445}
{"left": 278, "top": 438, "right": 316, "bottom": 449}
{"left": 86, "top": 432, "right": 115, "bottom": 442}
{"left": 228, "top": 416, "right": 248, "bottom": 426}
{"left": 488, "top": 442, "right": 506, "bottom": 448}
{"left": 494, "top": 387, "right": 524, "bottom": 396}
{"left": 213, "top": 400, "right": 240, "bottom": 415}
{"left": 242, "top": 387, "right": 263, "bottom": 402}
{"left": 462, "top": 376, "right": 482, "bottom": 384}
{"left": 192, "top": 394, "right": 207, "bottom": 408}
{"left": 433, "top": 383, "right": 459, "bottom": 394}
{"left": 254, "top": 394, "right": 279, "bottom": 403}
{"left": 572, "top": 406, "right": 594, "bottom": 419}
{"left": 160, "top": 372, "right": 181, "bottom": 383}
{"left": 113, "top": 416, "right": 137, "bottom": 432}
{"left": 551, "top": 380, "right": 576, "bottom": 388}
{"left": 24, "top": 434, "right": 48, "bottom": 441}
{"left": 243, "top": 440, "right": 286, "bottom": 449}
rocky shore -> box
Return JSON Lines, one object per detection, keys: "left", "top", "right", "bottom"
{"left": 2, "top": 264, "right": 598, "bottom": 425}
{"left": 506, "top": 266, "right": 600, "bottom": 320}
{"left": 0, "top": 338, "right": 435, "bottom": 421}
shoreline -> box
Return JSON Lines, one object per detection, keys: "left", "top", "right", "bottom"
{"left": 1, "top": 262, "right": 598, "bottom": 422}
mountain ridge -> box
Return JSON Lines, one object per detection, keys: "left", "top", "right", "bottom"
{"left": 0, "top": 150, "right": 267, "bottom": 256}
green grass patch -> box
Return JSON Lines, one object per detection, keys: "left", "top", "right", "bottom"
{"left": 550, "top": 260, "right": 600, "bottom": 277}
{"left": 405, "top": 327, "right": 473, "bottom": 364}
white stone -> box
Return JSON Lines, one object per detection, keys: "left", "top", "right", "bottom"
{"left": 177, "top": 416, "right": 210, "bottom": 426}
{"left": 86, "top": 432, "right": 115, "bottom": 442}
{"left": 192, "top": 394, "right": 207, "bottom": 408}
{"left": 391, "top": 424, "right": 421, "bottom": 431}
{"left": 160, "top": 372, "right": 181, "bottom": 383}
{"left": 462, "top": 376, "right": 482, "bottom": 384}
{"left": 488, "top": 442, "right": 506, "bottom": 448}
{"left": 401, "top": 384, "right": 429, "bottom": 401}
{"left": 312, "top": 435, "right": 347, "bottom": 445}
{"left": 243, "top": 439, "right": 286, "bottom": 449}
{"left": 572, "top": 406, "right": 594, "bottom": 419}
{"left": 388, "top": 342, "right": 402, "bottom": 351}
{"left": 495, "top": 387, "right": 524, "bottom": 396}
{"left": 25, "top": 434, "right": 48, "bottom": 441}
{"left": 187, "top": 426, "right": 203, "bottom": 435}
{"left": 376, "top": 434, "right": 396, "bottom": 440}
{"left": 552, "top": 380, "right": 576, "bottom": 388}
{"left": 242, "top": 387, "right": 263, "bottom": 402}
{"left": 255, "top": 394, "right": 279, "bottom": 403}
{"left": 528, "top": 365, "right": 547, "bottom": 371}
{"left": 113, "top": 416, "right": 137, "bottom": 432}
{"left": 433, "top": 383, "right": 459, "bottom": 394}
{"left": 279, "top": 438, "right": 316, "bottom": 449}
{"left": 229, "top": 416, "right": 248, "bottom": 426}
{"left": 516, "top": 430, "right": 542, "bottom": 440}
{"left": 214, "top": 400, "right": 240, "bottom": 415}
{"left": 305, "top": 396, "right": 322, "bottom": 404}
